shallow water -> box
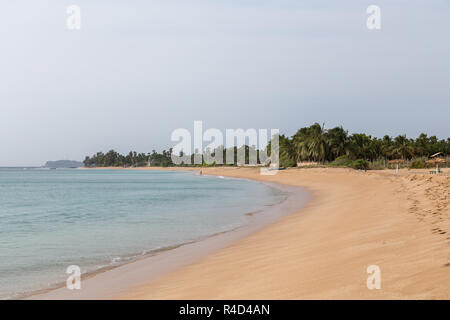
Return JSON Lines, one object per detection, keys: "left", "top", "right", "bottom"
{"left": 0, "top": 168, "right": 285, "bottom": 299}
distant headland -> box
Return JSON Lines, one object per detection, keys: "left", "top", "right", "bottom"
{"left": 44, "top": 160, "right": 84, "bottom": 168}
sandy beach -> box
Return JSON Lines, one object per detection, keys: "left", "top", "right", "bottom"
{"left": 32, "top": 167, "right": 449, "bottom": 299}
{"left": 4, "top": 0, "right": 450, "bottom": 305}
{"left": 117, "top": 167, "right": 449, "bottom": 299}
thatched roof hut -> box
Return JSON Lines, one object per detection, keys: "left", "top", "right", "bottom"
{"left": 388, "top": 159, "right": 405, "bottom": 174}
{"left": 426, "top": 157, "right": 445, "bottom": 173}
{"left": 426, "top": 158, "right": 446, "bottom": 165}
{"left": 388, "top": 159, "right": 405, "bottom": 164}
{"left": 430, "top": 152, "right": 445, "bottom": 159}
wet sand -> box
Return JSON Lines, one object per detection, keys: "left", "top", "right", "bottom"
{"left": 28, "top": 172, "right": 309, "bottom": 299}
{"left": 121, "top": 167, "right": 450, "bottom": 299}
{"left": 33, "top": 167, "right": 450, "bottom": 299}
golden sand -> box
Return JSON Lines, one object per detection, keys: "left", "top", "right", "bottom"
{"left": 114, "top": 167, "right": 449, "bottom": 299}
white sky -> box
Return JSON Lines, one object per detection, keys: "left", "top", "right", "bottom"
{"left": 0, "top": 0, "right": 449, "bottom": 166}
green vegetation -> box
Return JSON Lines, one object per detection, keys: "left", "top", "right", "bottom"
{"left": 276, "top": 123, "right": 449, "bottom": 170}
{"left": 83, "top": 123, "right": 450, "bottom": 170}
{"left": 409, "top": 159, "right": 426, "bottom": 169}
{"left": 83, "top": 149, "right": 173, "bottom": 167}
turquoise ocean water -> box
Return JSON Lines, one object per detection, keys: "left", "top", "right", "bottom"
{"left": 0, "top": 168, "right": 285, "bottom": 299}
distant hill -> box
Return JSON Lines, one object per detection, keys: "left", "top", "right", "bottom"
{"left": 44, "top": 160, "right": 84, "bottom": 168}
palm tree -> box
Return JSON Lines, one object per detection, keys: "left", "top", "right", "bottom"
{"left": 326, "top": 126, "right": 350, "bottom": 160}
{"left": 349, "top": 133, "right": 373, "bottom": 160}
{"left": 292, "top": 123, "right": 329, "bottom": 163}
{"left": 392, "top": 135, "right": 414, "bottom": 160}
{"left": 307, "top": 123, "right": 329, "bottom": 163}
{"left": 270, "top": 134, "right": 296, "bottom": 167}
{"left": 292, "top": 126, "right": 313, "bottom": 162}
{"left": 415, "top": 133, "right": 429, "bottom": 157}
{"left": 381, "top": 135, "right": 393, "bottom": 160}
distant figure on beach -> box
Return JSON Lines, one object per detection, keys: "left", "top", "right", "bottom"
{"left": 199, "top": 170, "right": 202, "bottom": 176}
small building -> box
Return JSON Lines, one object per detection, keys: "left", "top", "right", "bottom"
{"left": 430, "top": 152, "right": 445, "bottom": 159}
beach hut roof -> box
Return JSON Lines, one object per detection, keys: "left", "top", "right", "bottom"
{"left": 388, "top": 159, "right": 405, "bottom": 164}
{"left": 430, "top": 152, "right": 445, "bottom": 158}
{"left": 426, "top": 158, "right": 446, "bottom": 164}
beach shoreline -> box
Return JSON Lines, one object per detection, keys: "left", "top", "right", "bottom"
{"left": 27, "top": 169, "right": 310, "bottom": 300}
{"left": 30, "top": 167, "right": 449, "bottom": 299}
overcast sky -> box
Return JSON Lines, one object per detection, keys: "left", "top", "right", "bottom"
{"left": 0, "top": 0, "right": 449, "bottom": 166}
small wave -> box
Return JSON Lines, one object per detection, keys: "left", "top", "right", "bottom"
{"left": 111, "top": 257, "right": 122, "bottom": 263}
{"left": 245, "top": 210, "right": 263, "bottom": 216}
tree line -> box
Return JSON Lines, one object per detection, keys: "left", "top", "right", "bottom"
{"left": 274, "top": 123, "right": 449, "bottom": 169}
{"left": 83, "top": 149, "right": 173, "bottom": 167}
{"left": 83, "top": 146, "right": 261, "bottom": 168}
{"left": 83, "top": 123, "right": 449, "bottom": 169}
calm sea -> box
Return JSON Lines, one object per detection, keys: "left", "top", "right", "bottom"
{"left": 0, "top": 168, "right": 285, "bottom": 299}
